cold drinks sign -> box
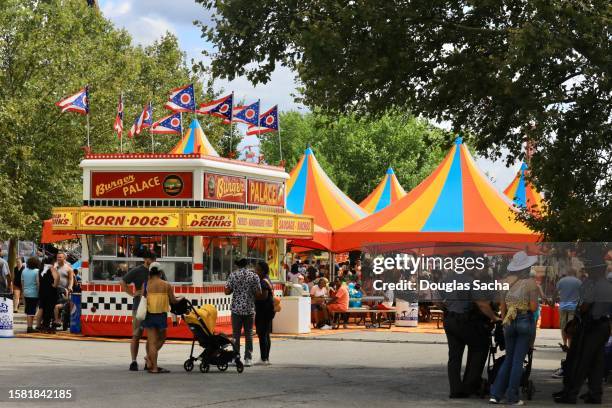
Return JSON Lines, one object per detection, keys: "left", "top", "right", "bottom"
{"left": 91, "top": 172, "right": 193, "bottom": 199}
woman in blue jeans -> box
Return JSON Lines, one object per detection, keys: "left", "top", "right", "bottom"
{"left": 490, "top": 251, "right": 539, "bottom": 406}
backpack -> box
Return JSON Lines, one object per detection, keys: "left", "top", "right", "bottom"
{"left": 265, "top": 278, "right": 281, "bottom": 312}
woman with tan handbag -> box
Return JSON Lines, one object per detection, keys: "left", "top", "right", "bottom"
{"left": 141, "top": 263, "right": 179, "bottom": 373}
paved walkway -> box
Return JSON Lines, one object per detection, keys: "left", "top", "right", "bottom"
{"left": 5, "top": 320, "right": 607, "bottom": 408}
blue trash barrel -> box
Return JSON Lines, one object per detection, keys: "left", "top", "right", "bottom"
{"left": 70, "top": 293, "right": 81, "bottom": 334}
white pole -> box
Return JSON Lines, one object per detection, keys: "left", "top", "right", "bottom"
{"left": 86, "top": 112, "right": 90, "bottom": 148}
{"left": 120, "top": 93, "right": 123, "bottom": 153}
{"left": 277, "top": 109, "right": 283, "bottom": 163}
{"left": 229, "top": 91, "right": 235, "bottom": 157}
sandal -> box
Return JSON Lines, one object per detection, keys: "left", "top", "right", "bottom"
{"left": 559, "top": 343, "right": 569, "bottom": 353}
{"left": 148, "top": 368, "right": 170, "bottom": 374}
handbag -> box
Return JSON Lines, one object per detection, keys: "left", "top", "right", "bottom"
{"left": 135, "top": 282, "right": 148, "bottom": 321}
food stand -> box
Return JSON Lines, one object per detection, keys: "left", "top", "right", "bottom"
{"left": 51, "top": 150, "right": 313, "bottom": 338}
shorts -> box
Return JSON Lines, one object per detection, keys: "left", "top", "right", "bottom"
{"left": 141, "top": 313, "right": 168, "bottom": 330}
{"left": 327, "top": 303, "right": 347, "bottom": 313}
{"left": 25, "top": 297, "right": 38, "bottom": 316}
{"left": 559, "top": 310, "right": 575, "bottom": 330}
{"left": 311, "top": 303, "right": 323, "bottom": 312}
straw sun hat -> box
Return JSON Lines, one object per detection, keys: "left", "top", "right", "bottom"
{"left": 507, "top": 251, "right": 538, "bottom": 272}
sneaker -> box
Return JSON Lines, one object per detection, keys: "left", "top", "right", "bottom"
{"left": 263, "top": 360, "right": 271, "bottom": 366}
{"left": 511, "top": 401, "right": 525, "bottom": 406}
{"left": 489, "top": 397, "right": 501, "bottom": 404}
{"left": 129, "top": 361, "right": 138, "bottom": 371}
{"left": 244, "top": 358, "right": 252, "bottom": 367}
{"left": 552, "top": 368, "right": 564, "bottom": 379}
{"left": 320, "top": 324, "right": 332, "bottom": 330}
{"left": 26, "top": 327, "right": 38, "bottom": 334}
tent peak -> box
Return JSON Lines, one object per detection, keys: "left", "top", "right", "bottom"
{"left": 305, "top": 146, "right": 314, "bottom": 155}
{"left": 455, "top": 136, "right": 463, "bottom": 145}
{"left": 520, "top": 162, "right": 529, "bottom": 171}
{"left": 386, "top": 167, "right": 395, "bottom": 175}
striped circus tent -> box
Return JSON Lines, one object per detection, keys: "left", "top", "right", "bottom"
{"left": 503, "top": 162, "right": 544, "bottom": 213}
{"left": 287, "top": 147, "right": 367, "bottom": 233}
{"left": 360, "top": 167, "right": 406, "bottom": 213}
{"left": 169, "top": 119, "right": 219, "bottom": 156}
{"left": 333, "top": 138, "right": 538, "bottom": 251}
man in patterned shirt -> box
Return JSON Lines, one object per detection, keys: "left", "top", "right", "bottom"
{"left": 225, "top": 258, "right": 261, "bottom": 367}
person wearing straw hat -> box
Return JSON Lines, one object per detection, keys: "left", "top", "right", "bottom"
{"left": 489, "top": 251, "right": 540, "bottom": 406}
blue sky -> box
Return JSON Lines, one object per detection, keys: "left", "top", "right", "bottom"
{"left": 97, "top": 0, "right": 518, "bottom": 188}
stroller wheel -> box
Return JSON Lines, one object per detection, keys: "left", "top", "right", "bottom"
{"left": 199, "top": 362, "right": 210, "bottom": 373}
{"left": 184, "top": 359, "right": 194, "bottom": 372}
{"left": 217, "top": 362, "right": 228, "bottom": 372}
{"left": 236, "top": 361, "right": 244, "bottom": 373}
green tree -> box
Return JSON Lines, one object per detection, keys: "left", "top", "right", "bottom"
{"left": 260, "top": 109, "right": 449, "bottom": 202}
{"left": 0, "top": 0, "right": 224, "bottom": 267}
{"left": 197, "top": 0, "right": 611, "bottom": 240}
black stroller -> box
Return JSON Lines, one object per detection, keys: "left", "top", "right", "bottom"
{"left": 171, "top": 299, "right": 244, "bottom": 374}
{"left": 486, "top": 321, "right": 535, "bottom": 400}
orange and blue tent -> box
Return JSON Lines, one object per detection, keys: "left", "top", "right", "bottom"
{"left": 333, "top": 138, "right": 538, "bottom": 251}
{"left": 360, "top": 167, "right": 406, "bottom": 213}
{"left": 287, "top": 147, "right": 367, "bottom": 233}
{"left": 170, "top": 119, "right": 219, "bottom": 156}
{"left": 504, "top": 162, "right": 544, "bottom": 214}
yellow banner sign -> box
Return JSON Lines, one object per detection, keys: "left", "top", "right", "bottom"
{"left": 79, "top": 209, "right": 181, "bottom": 231}
{"left": 51, "top": 207, "right": 313, "bottom": 238}
{"left": 235, "top": 212, "right": 275, "bottom": 233}
{"left": 183, "top": 211, "right": 235, "bottom": 232}
{"left": 277, "top": 215, "right": 314, "bottom": 236}
{"left": 52, "top": 209, "right": 77, "bottom": 230}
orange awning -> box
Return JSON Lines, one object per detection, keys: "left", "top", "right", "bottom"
{"left": 41, "top": 220, "right": 78, "bottom": 244}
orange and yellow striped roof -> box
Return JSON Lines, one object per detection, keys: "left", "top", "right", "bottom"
{"left": 360, "top": 167, "right": 406, "bottom": 213}
{"left": 334, "top": 138, "right": 538, "bottom": 250}
{"left": 504, "top": 162, "right": 544, "bottom": 214}
{"left": 170, "top": 119, "right": 219, "bottom": 156}
{"left": 287, "top": 147, "right": 367, "bottom": 231}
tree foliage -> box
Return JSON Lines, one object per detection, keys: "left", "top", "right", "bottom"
{"left": 0, "top": 0, "right": 225, "bottom": 242}
{"left": 260, "top": 109, "right": 449, "bottom": 202}
{"left": 197, "top": 0, "right": 611, "bottom": 240}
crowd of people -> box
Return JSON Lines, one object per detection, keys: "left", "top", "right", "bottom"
{"left": 0, "top": 248, "right": 78, "bottom": 334}
{"left": 435, "top": 249, "right": 612, "bottom": 406}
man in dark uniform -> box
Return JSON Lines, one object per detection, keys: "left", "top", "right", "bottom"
{"left": 554, "top": 251, "right": 612, "bottom": 404}
{"left": 438, "top": 261, "right": 501, "bottom": 398}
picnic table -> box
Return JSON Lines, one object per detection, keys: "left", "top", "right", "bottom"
{"left": 328, "top": 306, "right": 396, "bottom": 329}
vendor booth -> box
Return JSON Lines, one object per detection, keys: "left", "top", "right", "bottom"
{"left": 333, "top": 138, "right": 539, "bottom": 252}
{"left": 50, "top": 120, "right": 313, "bottom": 338}
{"left": 359, "top": 167, "right": 406, "bottom": 214}
{"left": 286, "top": 147, "right": 366, "bottom": 250}
{"left": 503, "top": 162, "right": 545, "bottom": 214}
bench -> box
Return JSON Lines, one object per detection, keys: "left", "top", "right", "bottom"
{"left": 329, "top": 307, "right": 397, "bottom": 329}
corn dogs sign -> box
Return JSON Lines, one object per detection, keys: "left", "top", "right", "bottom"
{"left": 79, "top": 209, "right": 181, "bottom": 231}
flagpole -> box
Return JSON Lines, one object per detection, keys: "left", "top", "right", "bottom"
{"left": 120, "top": 93, "right": 123, "bottom": 153}
{"left": 86, "top": 85, "right": 90, "bottom": 148}
{"left": 86, "top": 112, "right": 90, "bottom": 148}
{"left": 277, "top": 108, "right": 283, "bottom": 163}
{"left": 229, "top": 91, "right": 235, "bottom": 158}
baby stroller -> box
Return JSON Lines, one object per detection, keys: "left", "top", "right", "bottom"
{"left": 171, "top": 299, "right": 244, "bottom": 374}
{"left": 486, "top": 322, "right": 535, "bottom": 400}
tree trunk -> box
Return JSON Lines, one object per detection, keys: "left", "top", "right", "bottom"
{"left": 8, "top": 237, "right": 18, "bottom": 274}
